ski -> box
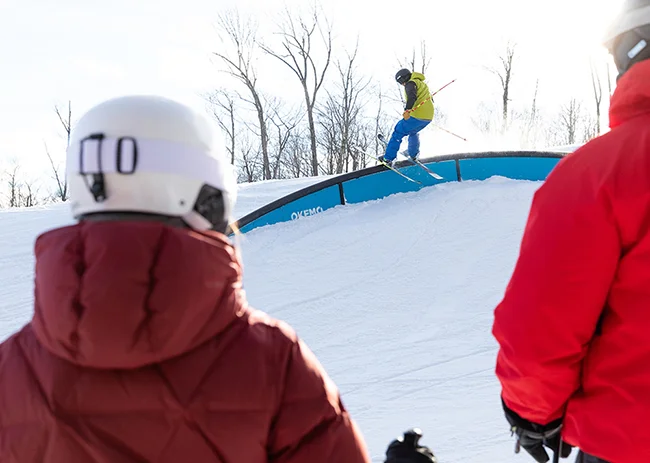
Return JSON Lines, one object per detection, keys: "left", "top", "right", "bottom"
{"left": 402, "top": 156, "right": 444, "bottom": 180}
{"left": 360, "top": 150, "right": 422, "bottom": 185}
{"left": 377, "top": 134, "right": 443, "bottom": 180}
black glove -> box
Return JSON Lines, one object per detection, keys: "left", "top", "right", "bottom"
{"left": 502, "top": 398, "right": 573, "bottom": 463}
{"left": 384, "top": 428, "right": 437, "bottom": 463}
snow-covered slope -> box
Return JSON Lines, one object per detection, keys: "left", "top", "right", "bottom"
{"left": 239, "top": 176, "right": 540, "bottom": 462}
{"left": 0, "top": 204, "right": 72, "bottom": 337}
{"left": 0, "top": 175, "right": 541, "bottom": 462}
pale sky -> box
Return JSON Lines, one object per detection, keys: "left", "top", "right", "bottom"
{"left": 0, "top": 0, "right": 625, "bottom": 189}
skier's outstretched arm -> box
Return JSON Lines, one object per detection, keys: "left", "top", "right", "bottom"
{"left": 492, "top": 153, "right": 620, "bottom": 425}
{"left": 267, "top": 331, "right": 370, "bottom": 463}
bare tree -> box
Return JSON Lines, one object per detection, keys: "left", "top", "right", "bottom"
{"left": 349, "top": 120, "right": 375, "bottom": 170}
{"left": 607, "top": 61, "right": 614, "bottom": 97}
{"left": 213, "top": 9, "right": 271, "bottom": 179}
{"left": 520, "top": 78, "right": 542, "bottom": 147}
{"left": 529, "top": 79, "right": 540, "bottom": 129}
{"left": 398, "top": 40, "right": 432, "bottom": 75}
{"left": 471, "top": 101, "right": 500, "bottom": 136}
{"left": 260, "top": 4, "right": 333, "bottom": 176}
{"left": 337, "top": 44, "right": 370, "bottom": 172}
{"left": 206, "top": 88, "right": 237, "bottom": 164}
{"left": 317, "top": 41, "right": 371, "bottom": 174}
{"left": 487, "top": 41, "right": 516, "bottom": 134}
{"left": 318, "top": 115, "right": 339, "bottom": 175}
{"left": 56, "top": 101, "right": 72, "bottom": 146}
{"left": 284, "top": 130, "right": 312, "bottom": 178}
{"left": 3, "top": 160, "right": 41, "bottom": 208}
{"left": 558, "top": 98, "right": 582, "bottom": 145}
{"left": 46, "top": 100, "right": 72, "bottom": 202}
{"left": 6, "top": 163, "right": 20, "bottom": 207}
{"left": 236, "top": 133, "right": 262, "bottom": 183}
{"left": 374, "top": 87, "right": 393, "bottom": 158}
{"left": 374, "top": 89, "right": 385, "bottom": 158}
{"left": 19, "top": 179, "right": 39, "bottom": 207}
{"left": 582, "top": 115, "right": 599, "bottom": 143}
{"left": 266, "top": 96, "right": 303, "bottom": 179}
{"left": 44, "top": 142, "right": 66, "bottom": 202}
{"left": 590, "top": 59, "right": 603, "bottom": 136}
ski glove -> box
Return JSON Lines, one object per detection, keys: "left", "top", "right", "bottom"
{"left": 403, "top": 110, "right": 411, "bottom": 120}
{"left": 384, "top": 428, "right": 437, "bottom": 463}
{"left": 502, "top": 398, "right": 573, "bottom": 463}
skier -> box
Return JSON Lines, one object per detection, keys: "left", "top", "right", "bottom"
{"left": 0, "top": 95, "right": 371, "bottom": 462}
{"left": 378, "top": 68, "right": 434, "bottom": 165}
{"left": 492, "top": 1, "right": 650, "bottom": 462}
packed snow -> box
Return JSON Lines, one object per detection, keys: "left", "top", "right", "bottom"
{"left": 0, "top": 174, "right": 543, "bottom": 462}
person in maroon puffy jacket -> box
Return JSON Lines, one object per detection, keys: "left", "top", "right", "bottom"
{"left": 0, "top": 95, "right": 371, "bottom": 462}
{"left": 492, "top": 1, "right": 650, "bottom": 463}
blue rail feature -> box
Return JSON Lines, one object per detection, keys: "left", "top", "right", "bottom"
{"left": 232, "top": 151, "right": 568, "bottom": 234}
{"left": 458, "top": 157, "right": 561, "bottom": 181}
{"left": 238, "top": 185, "right": 343, "bottom": 234}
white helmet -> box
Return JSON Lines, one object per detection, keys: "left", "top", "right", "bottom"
{"left": 603, "top": 0, "right": 650, "bottom": 78}
{"left": 66, "top": 95, "right": 237, "bottom": 233}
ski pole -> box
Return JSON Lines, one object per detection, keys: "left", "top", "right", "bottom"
{"left": 431, "top": 78, "right": 456, "bottom": 97}
{"left": 553, "top": 439, "right": 562, "bottom": 463}
{"left": 406, "top": 79, "right": 457, "bottom": 114}
{"left": 432, "top": 123, "right": 468, "bottom": 142}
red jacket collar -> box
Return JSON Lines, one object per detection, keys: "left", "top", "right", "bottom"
{"left": 609, "top": 59, "right": 650, "bottom": 129}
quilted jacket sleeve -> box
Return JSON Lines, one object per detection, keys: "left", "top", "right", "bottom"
{"left": 492, "top": 150, "right": 620, "bottom": 424}
{"left": 267, "top": 333, "right": 370, "bottom": 463}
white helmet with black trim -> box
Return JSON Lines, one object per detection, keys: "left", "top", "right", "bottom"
{"left": 603, "top": 0, "right": 650, "bottom": 78}
{"left": 66, "top": 95, "right": 237, "bottom": 234}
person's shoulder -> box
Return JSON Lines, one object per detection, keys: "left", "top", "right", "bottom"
{"left": 230, "top": 307, "right": 300, "bottom": 353}
{"left": 220, "top": 308, "right": 323, "bottom": 386}
{"left": 0, "top": 325, "right": 40, "bottom": 393}
{"left": 558, "top": 115, "right": 650, "bottom": 175}
{"left": 0, "top": 324, "right": 35, "bottom": 359}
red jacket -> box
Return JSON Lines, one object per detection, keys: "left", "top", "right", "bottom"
{"left": 0, "top": 221, "right": 370, "bottom": 463}
{"left": 493, "top": 59, "right": 650, "bottom": 463}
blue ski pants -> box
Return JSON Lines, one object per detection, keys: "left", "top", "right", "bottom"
{"left": 384, "top": 116, "right": 432, "bottom": 162}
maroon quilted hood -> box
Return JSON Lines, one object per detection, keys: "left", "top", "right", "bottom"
{"left": 31, "top": 220, "right": 245, "bottom": 369}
